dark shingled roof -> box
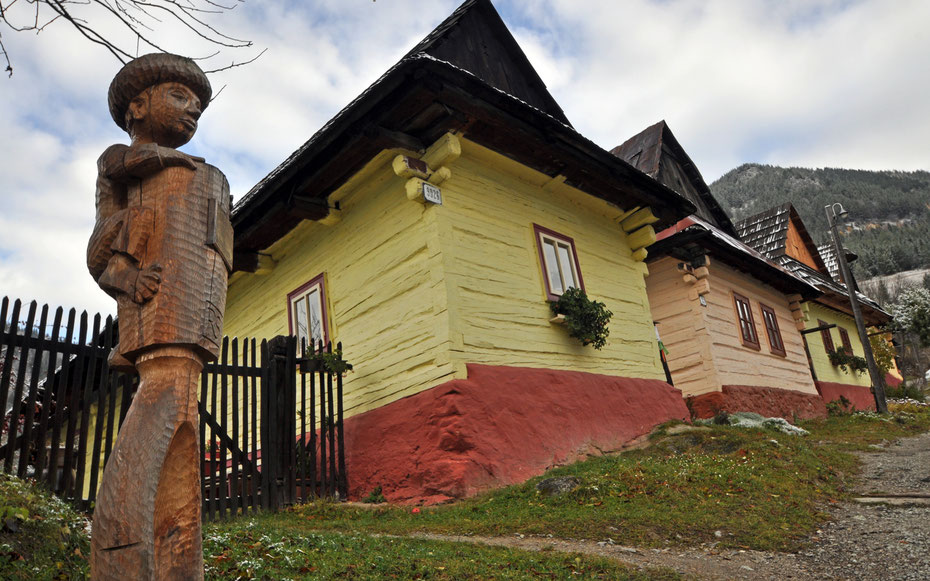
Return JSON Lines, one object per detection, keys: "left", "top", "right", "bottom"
{"left": 401, "top": 0, "right": 570, "bottom": 126}
{"left": 734, "top": 203, "right": 827, "bottom": 273}
{"left": 230, "top": 0, "right": 696, "bottom": 263}
{"left": 737, "top": 204, "right": 889, "bottom": 325}
{"left": 611, "top": 121, "right": 737, "bottom": 237}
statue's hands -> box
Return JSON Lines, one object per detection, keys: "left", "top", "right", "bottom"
{"left": 97, "top": 254, "right": 163, "bottom": 304}
{"left": 110, "top": 143, "right": 197, "bottom": 179}
{"left": 156, "top": 146, "right": 197, "bottom": 170}
{"left": 133, "top": 263, "right": 162, "bottom": 304}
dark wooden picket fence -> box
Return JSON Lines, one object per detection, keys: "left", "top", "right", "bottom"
{"left": 0, "top": 297, "right": 347, "bottom": 521}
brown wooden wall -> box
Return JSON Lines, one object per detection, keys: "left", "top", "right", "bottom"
{"left": 785, "top": 219, "right": 821, "bottom": 270}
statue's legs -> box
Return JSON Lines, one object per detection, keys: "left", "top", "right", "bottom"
{"left": 91, "top": 347, "right": 204, "bottom": 581}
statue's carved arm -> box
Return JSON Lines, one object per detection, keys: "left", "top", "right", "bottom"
{"left": 87, "top": 143, "right": 193, "bottom": 303}
{"left": 104, "top": 142, "right": 198, "bottom": 181}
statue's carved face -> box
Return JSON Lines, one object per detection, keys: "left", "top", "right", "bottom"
{"left": 128, "top": 82, "right": 202, "bottom": 148}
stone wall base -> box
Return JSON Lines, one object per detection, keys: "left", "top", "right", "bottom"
{"left": 815, "top": 381, "right": 877, "bottom": 412}
{"left": 686, "top": 384, "right": 828, "bottom": 420}
{"left": 342, "top": 364, "right": 689, "bottom": 504}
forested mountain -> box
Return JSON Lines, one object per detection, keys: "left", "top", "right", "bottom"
{"left": 710, "top": 164, "right": 930, "bottom": 278}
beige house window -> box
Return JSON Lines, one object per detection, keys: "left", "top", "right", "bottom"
{"left": 534, "top": 224, "right": 584, "bottom": 301}
{"left": 287, "top": 273, "right": 329, "bottom": 349}
{"left": 733, "top": 293, "right": 760, "bottom": 350}
{"left": 760, "top": 303, "right": 786, "bottom": 356}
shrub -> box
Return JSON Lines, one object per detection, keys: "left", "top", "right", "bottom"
{"left": 828, "top": 348, "right": 868, "bottom": 375}
{"left": 549, "top": 287, "right": 612, "bottom": 350}
{"left": 886, "top": 381, "right": 926, "bottom": 402}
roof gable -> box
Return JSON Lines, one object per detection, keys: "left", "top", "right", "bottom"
{"left": 611, "top": 121, "right": 736, "bottom": 236}
{"left": 408, "top": 0, "right": 570, "bottom": 126}
{"left": 735, "top": 203, "right": 828, "bottom": 273}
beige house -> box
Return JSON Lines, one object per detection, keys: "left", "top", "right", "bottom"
{"left": 614, "top": 122, "right": 826, "bottom": 419}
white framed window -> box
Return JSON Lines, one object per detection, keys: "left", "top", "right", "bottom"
{"left": 534, "top": 224, "right": 584, "bottom": 301}
{"left": 287, "top": 273, "right": 328, "bottom": 349}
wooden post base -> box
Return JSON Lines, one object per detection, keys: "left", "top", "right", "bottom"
{"left": 91, "top": 347, "right": 204, "bottom": 581}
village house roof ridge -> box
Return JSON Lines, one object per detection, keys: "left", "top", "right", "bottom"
{"left": 649, "top": 214, "right": 821, "bottom": 298}
{"left": 231, "top": 0, "right": 696, "bottom": 260}
{"left": 610, "top": 120, "right": 738, "bottom": 237}
{"left": 400, "top": 0, "right": 570, "bottom": 125}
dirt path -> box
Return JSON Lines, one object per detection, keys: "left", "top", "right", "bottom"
{"left": 412, "top": 431, "right": 930, "bottom": 580}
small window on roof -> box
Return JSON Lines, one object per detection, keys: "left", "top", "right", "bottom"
{"left": 534, "top": 224, "right": 584, "bottom": 301}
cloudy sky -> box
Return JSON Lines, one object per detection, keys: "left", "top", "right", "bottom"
{"left": 1, "top": 0, "right": 928, "bottom": 320}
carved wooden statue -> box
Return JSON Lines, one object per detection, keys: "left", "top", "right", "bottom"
{"left": 87, "top": 53, "right": 233, "bottom": 580}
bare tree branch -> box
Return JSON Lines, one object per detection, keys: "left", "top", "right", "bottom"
{"left": 203, "top": 45, "right": 262, "bottom": 74}
{"left": 1, "top": 0, "right": 256, "bottom": 75}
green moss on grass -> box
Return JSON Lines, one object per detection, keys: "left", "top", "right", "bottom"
{"left": 0, "top": 473, "right": 89, "bottom": 580}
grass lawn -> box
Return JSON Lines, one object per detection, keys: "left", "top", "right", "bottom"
{"left": 203, "top": 520, "right": 681, "bottom": 580}
{"left": 0, "top": 403, "right": 927, "bottom": 579}
{"left": 275, "top": 404, "right": 930, "bottom": 553}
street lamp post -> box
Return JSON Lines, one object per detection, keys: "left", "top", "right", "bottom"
{"left": 825, "top": 203, "right": 888, "bottom": 413}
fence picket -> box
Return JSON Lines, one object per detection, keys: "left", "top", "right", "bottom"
{"left": 0, "top": 300, "right": 25, "bottom": 469}
{"left": 249, "top": 338, "right": 259, "bottom": 514}
{"left": 34, "top": 306, "right": 63, "bottom": 482}
{"left": 60, "top": 311, "right": 90, "bottom": 498}
{"left": 199, "top": 363, "right": 212, "bottom": 522}
{"left": 336, "top": 341, "right": 347, "bottom": 498}
{"left": 73, "top": 313, "right": 102, "bottom": 507}
{"left": 47, "top": 308, "right": 76, "bottom": 491}
{"left": 17, "top": 304, "right": 49, "bottom": 477}
{"left": 87, "top": 317, "right": 116, "bottom": 504}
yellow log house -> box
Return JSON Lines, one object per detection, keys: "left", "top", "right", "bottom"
{"left": 224, "top": 0, "right": 695, "bottom": 503}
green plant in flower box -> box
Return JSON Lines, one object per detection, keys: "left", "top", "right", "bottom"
{"left": 828, "top": 347, "right": 868, "bottom": 375}
{"left": 301, "top": 347, "right": 352, "bottom": 375}
{"left": 549, "top": 287, "right": 612, "bottom": 350}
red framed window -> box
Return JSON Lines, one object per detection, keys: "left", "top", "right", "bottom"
{"left": 760, "top": 303, "right": 786, "bottom": 356}
{"left": 838, "top": 327, "right": 853, "bottom": 354}
{"left": 534, "top": 224, "right": 584, "bottom": 301}
{"left": 818, "top": 319, "right": 835, "bottom": 354}
{"left": 287, "top": 273, "right": 329, "bottom": 350}
{"left": 733, "top": 293, "right": 760, "bottom": 349}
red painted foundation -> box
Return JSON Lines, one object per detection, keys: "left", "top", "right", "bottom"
{"left": 687, "top": 384, "right": 827, "bottom": 420}
{"left": 815, "top": 381, "right": 877, "bottom": 412}
{"left": 342, "top": 364, "right": 689, "bottom": 505}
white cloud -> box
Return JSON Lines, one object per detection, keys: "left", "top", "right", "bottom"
{"left": 1, "top": 0, "right": 928, "bottom": 318}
